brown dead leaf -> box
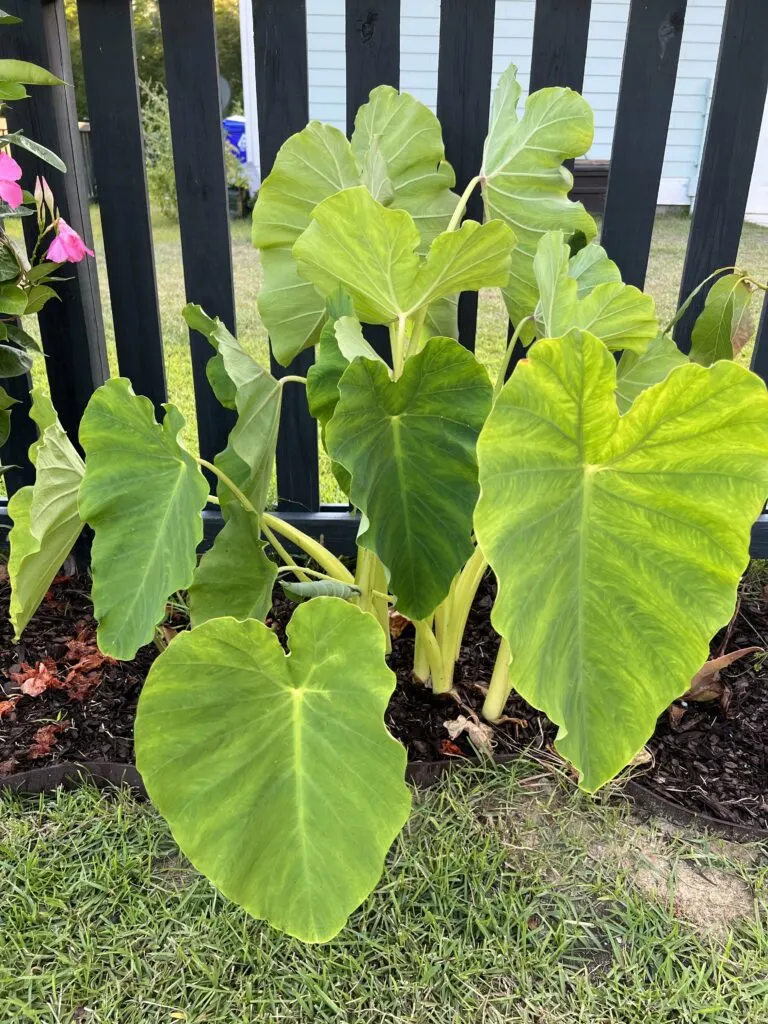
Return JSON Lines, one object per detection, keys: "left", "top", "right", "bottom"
{"left": 668, "top": 703, "right": 686, "bottom": 729}
{"left": 388, "top": 610, "right": 411, "bottom": 639}
{"left": 10, "top": 658, "right": 60, "bottom": 697}
{"left": 444, "top": 714, "right": 496, "bottom": 756}
{"left": 629, "top": 746, "right": 653, "bottom": 767}
{"left": 28, "top": 721, "right": 70, "bottom": 759}
{"left": 0, "top": 697, "right": 19, "bottom": 718}
{"left": 686, "top": 646, "right": 762, "bottom": 702}
{"left": 439, "top": 739, "right": 466, "bottom": 758}
{"left": 0, "top": 757, "right": 18, "bottom": 777}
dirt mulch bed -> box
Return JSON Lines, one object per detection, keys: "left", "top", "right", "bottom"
{"left": 0, "top": 567, "right": 766, "bottom": 831}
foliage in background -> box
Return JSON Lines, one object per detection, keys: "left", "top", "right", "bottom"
{"left": 64, "top": 0, "right": 243, "bottom": 119}
{"left": 141, "top": 79, "right": 250, "bottom": 222}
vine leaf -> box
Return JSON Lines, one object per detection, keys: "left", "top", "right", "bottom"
{"left": 135, "top": 598, "right": 411, "bottom": 942}
{"left": 689, "top": 273, "right": 755, "bottom": 366}
{"left": 475, "top": 329, "right": 768, "bottom": 791}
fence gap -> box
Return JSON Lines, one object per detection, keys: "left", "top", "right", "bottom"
{"left": 345, "top": 0, "right": 400, "bottom": 362}
{"left": 601, "top": 1, "right": 686, "bottom": 289}
{"left": 0, "top": 0, "right": 107, "bottom": 446}
{"left": 436, "top": 0, "right": 495, "bottom": 352}
{"left": 252, "top": 0, "right": 319, "bottom": 514}
{"left": 158, "top": 0, "right": 236, "bottom": 465}
{"left": 77, "top": 0, "right": 166, "bottom": 414}
{"left": 675, "top": 0, "right": 768, "bottom": 353}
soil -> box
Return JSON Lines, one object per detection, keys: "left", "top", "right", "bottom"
{"left": 1, "top": 566, "right": 766, "bottom": 831}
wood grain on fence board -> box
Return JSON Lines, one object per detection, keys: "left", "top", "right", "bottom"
{"left": 675, "top": 0, "right": 768, "bottom": 353}
{"left": 252, "top": 0, "right": 319, "bottom": 513}
{"left": 601, "top": 1, "right": 687, "bottom": 290}
{"left": 0, "top": 0, "right": 107, "bottom": 447}
{"left": 437, "top": 0, "right": 495, "bottom": 352}
{"left": 529, "top": 0, "right": 591, "bottom": 94}
{"left": 158, "top": 0, "right": 236, "bottom": 466}
{"left": 78, "top": 0, "right": 167, "bottom": 414}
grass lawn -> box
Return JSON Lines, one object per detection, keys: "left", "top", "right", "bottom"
{"left": 2, "top": 761, "right": 768, "bottom": 1023}
{"left": 24, "top": 207, "right": 768, "bottom": 504}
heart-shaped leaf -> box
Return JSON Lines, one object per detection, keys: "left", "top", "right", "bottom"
{"left": 79, "top": 379, "right": 208, "bottom": 660}
{"left": 188, "top": 505, "right": 277, "bottom": 627}
{"left": 9, "top": 390, "right": 84, "bottom": 637}
{"left": 475, "top": 329, "right": 768, "bottom": 791}
{"left": 135, "top": 598, "right": 410, "bottom": 942}
{"left": 294, "top": 186, "right": 512, "bottom": 326}
{"left": 481, "top": 65, "right": 596, "bottom": 338}
{"left": 689, "top": 273, "right": 755, "bottom": 366}
{"left": 534, "top": 231, "right": 657, "bottom": 353}
{"left": 327, "top": 336, "right": 492, "bottom": 620}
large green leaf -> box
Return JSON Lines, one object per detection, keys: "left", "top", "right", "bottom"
{"left": 615, "top": 333, "right": 688, "bottom": 414}
{"left": 8, "top": 389, "right": 83, "bottom": 637}
{"left": 294, "top": 186, "right": 512, "bottom": 325}
{"left": 481, "top": 65, "right": 596, "bottom": 338}
{"left": 135, "top": 598, "right": 410, "bottom": 942}
{"left": 182, "top": 304, "right": 281, "bottom": 516}
{"left": 251, "top": 122, "right": 361, "bottom": 365}
{"left": 533, "top": 231, "right": 657, "bottom": 353}
{"left": 0, "top": 59, "right": 63, "bottom": 86}
{"left": 568, "top": 242, "right": 622, "bottom": 297}
{"left": 188, "top": 505, "right": 277, "bottom": 627}
{"left": 327, "top": 336, "right": 492, "bottom": 620}
{"left": 351, "top": 85, "right": 457, "bottom": 249}
{"left": 79, "top": 379, "right": 208, "bottom": 660}
{"left": 689, "top": 273, "right": 755, "bottom": 366}
{"left": 4, "top": 132, "right": 66, "bottom": 173}
{"left": 475, "top": 329, "right": 768, "bottom": 791}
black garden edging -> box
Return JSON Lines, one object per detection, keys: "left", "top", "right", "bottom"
{"left": 3, "top": 755, "right": 766, "bottom": 845}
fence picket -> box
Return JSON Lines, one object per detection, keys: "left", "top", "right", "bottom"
{"left": 78, "top": 0, "right": 166, "bottom": 414}
{"left": 436, "top": 0, "right": 495, "bottom": 352}
{"left": 0, "top": 0, "right": 107, "bottom": 446}
{"left": 529, "top": 0, "right": 591, "bottom": 94}
{"left": 601, "top": 1, "right": 687, "bottom": 289}
{"left": 675, "top": 0, "right": 768, "bottom": 353}
{"left": 158, "top": 0, "right": 236, "bottom": 465}
{"left": 252, "top": 0, "right": 319, "bottom": 513}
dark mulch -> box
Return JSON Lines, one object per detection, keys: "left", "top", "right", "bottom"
{"left": 1, "top": 566, "right": 766, "bottom": 830}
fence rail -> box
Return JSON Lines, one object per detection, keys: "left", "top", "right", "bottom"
{"left": 1, "top": 0, "right": 768, "bottom": 557}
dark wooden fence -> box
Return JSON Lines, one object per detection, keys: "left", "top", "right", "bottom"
{"left": 1, "top": 0, "right": 768, "bottom": 555}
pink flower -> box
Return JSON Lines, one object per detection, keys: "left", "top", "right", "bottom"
{"left": 46, "top": 218, "right": 94, "bottom": 263}
{"left": 0, "top": 151, "right": 23, "bottom": 209}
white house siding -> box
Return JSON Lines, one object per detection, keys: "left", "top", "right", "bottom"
{"left": 242, "top": 0, "right": 768, "bottom": 214}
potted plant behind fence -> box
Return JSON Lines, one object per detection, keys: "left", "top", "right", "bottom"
{"left": 8, "top": 60, "right": 768, "bottom": 943}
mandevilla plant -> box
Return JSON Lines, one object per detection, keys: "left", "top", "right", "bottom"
{"left": 10, "top": 64, "right": 768, "bottom": 943}
{"left": 0, "top": 13, "right": 95, "bottom": 454}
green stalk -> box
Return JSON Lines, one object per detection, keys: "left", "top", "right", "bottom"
{"left": 494, "top": 316, "right": 534, "bottom": 399}
{"left": 482, "top": 637, "right": 512, "bottom": 721}
{"left": 412, "top": 615, "right": 433, "bottom": 683}
{"left": 440, "top": 546, "right": 488, "bottom": 670}
{"left": 662, "top": 266, "right": 739, "bottom": 336}
{"left": 196, "top": 456, "right": 257, "bottom": 514}
{"left": 446, "top": 175, "right": 482, "bottom": 232}
{"left": 372, "top": 555, "right": 392, "bottom": 654}
{"left": 261, "top": 511, "right": 355, "bottom": 585}
{"left": 261, "top": 519, "right": 310, "bottom": 583}
{"left": 413, "top": 619, "right": 450, "bottom": 693}
{"left": 390, "top": 316, "right": 408, "bottom": 378}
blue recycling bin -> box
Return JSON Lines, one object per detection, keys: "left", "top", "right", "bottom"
{"left": 223, "top": 116, "right": 247, "bottom": 163}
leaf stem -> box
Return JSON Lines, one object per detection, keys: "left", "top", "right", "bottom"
{"left": 279, "top": 375, "right": 307, "bottom": 386}
{"left": 413, "top": 618, "right": 450, "bottom": 693}
{"left": 663, "top": 267, "right": 740, "bottom": 336}
{"left": 481, "top": 637, "right": 512, "bottom": 721}
{"left": 261, "top": 519, "right": 310, "bottom": 583}
{"left": 196, "top": 456, "right": 257, "bottom": 513}
{"left": 390, "top": 316, "right": 407, "bottom": 378}
{"left": 494, "top": 316, "right": 534, "bottom": 398}
{"left": 447, "top": 175, "right": 482, "bottom": 233}
{"left": 261, "top": 511, "right": 355, "bottom": 584}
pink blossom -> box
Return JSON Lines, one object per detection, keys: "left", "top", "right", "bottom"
{"left": 46, "top": 218, "right": 94, "bottom": 264}
{"left": 0, "top": 151, "right": 23, "bottom": 209}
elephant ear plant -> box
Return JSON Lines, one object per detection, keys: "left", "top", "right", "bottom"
{"left": 9, "top": 64, "right": 768, "bottom": 942}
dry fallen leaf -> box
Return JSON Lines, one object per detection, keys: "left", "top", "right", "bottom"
{"left": 27, "top": 721, "right": 70, "bottom": 759}
{"left": 0, "top": 757, "right": 17, "bottom": 777}
{"left": 439, "top": 739, "right": 466, "bottom": 758}
{"left": 686, "top": 646, "right": 762, "bottom": 702}
{"left": 444, "top": 714, "right": 496, "bottom": 756}
{"left": 10, "top": 658, "right": 60, "bottom": 697}
{"left": 0, "top": 697, "right": 20, "bottom": 719}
